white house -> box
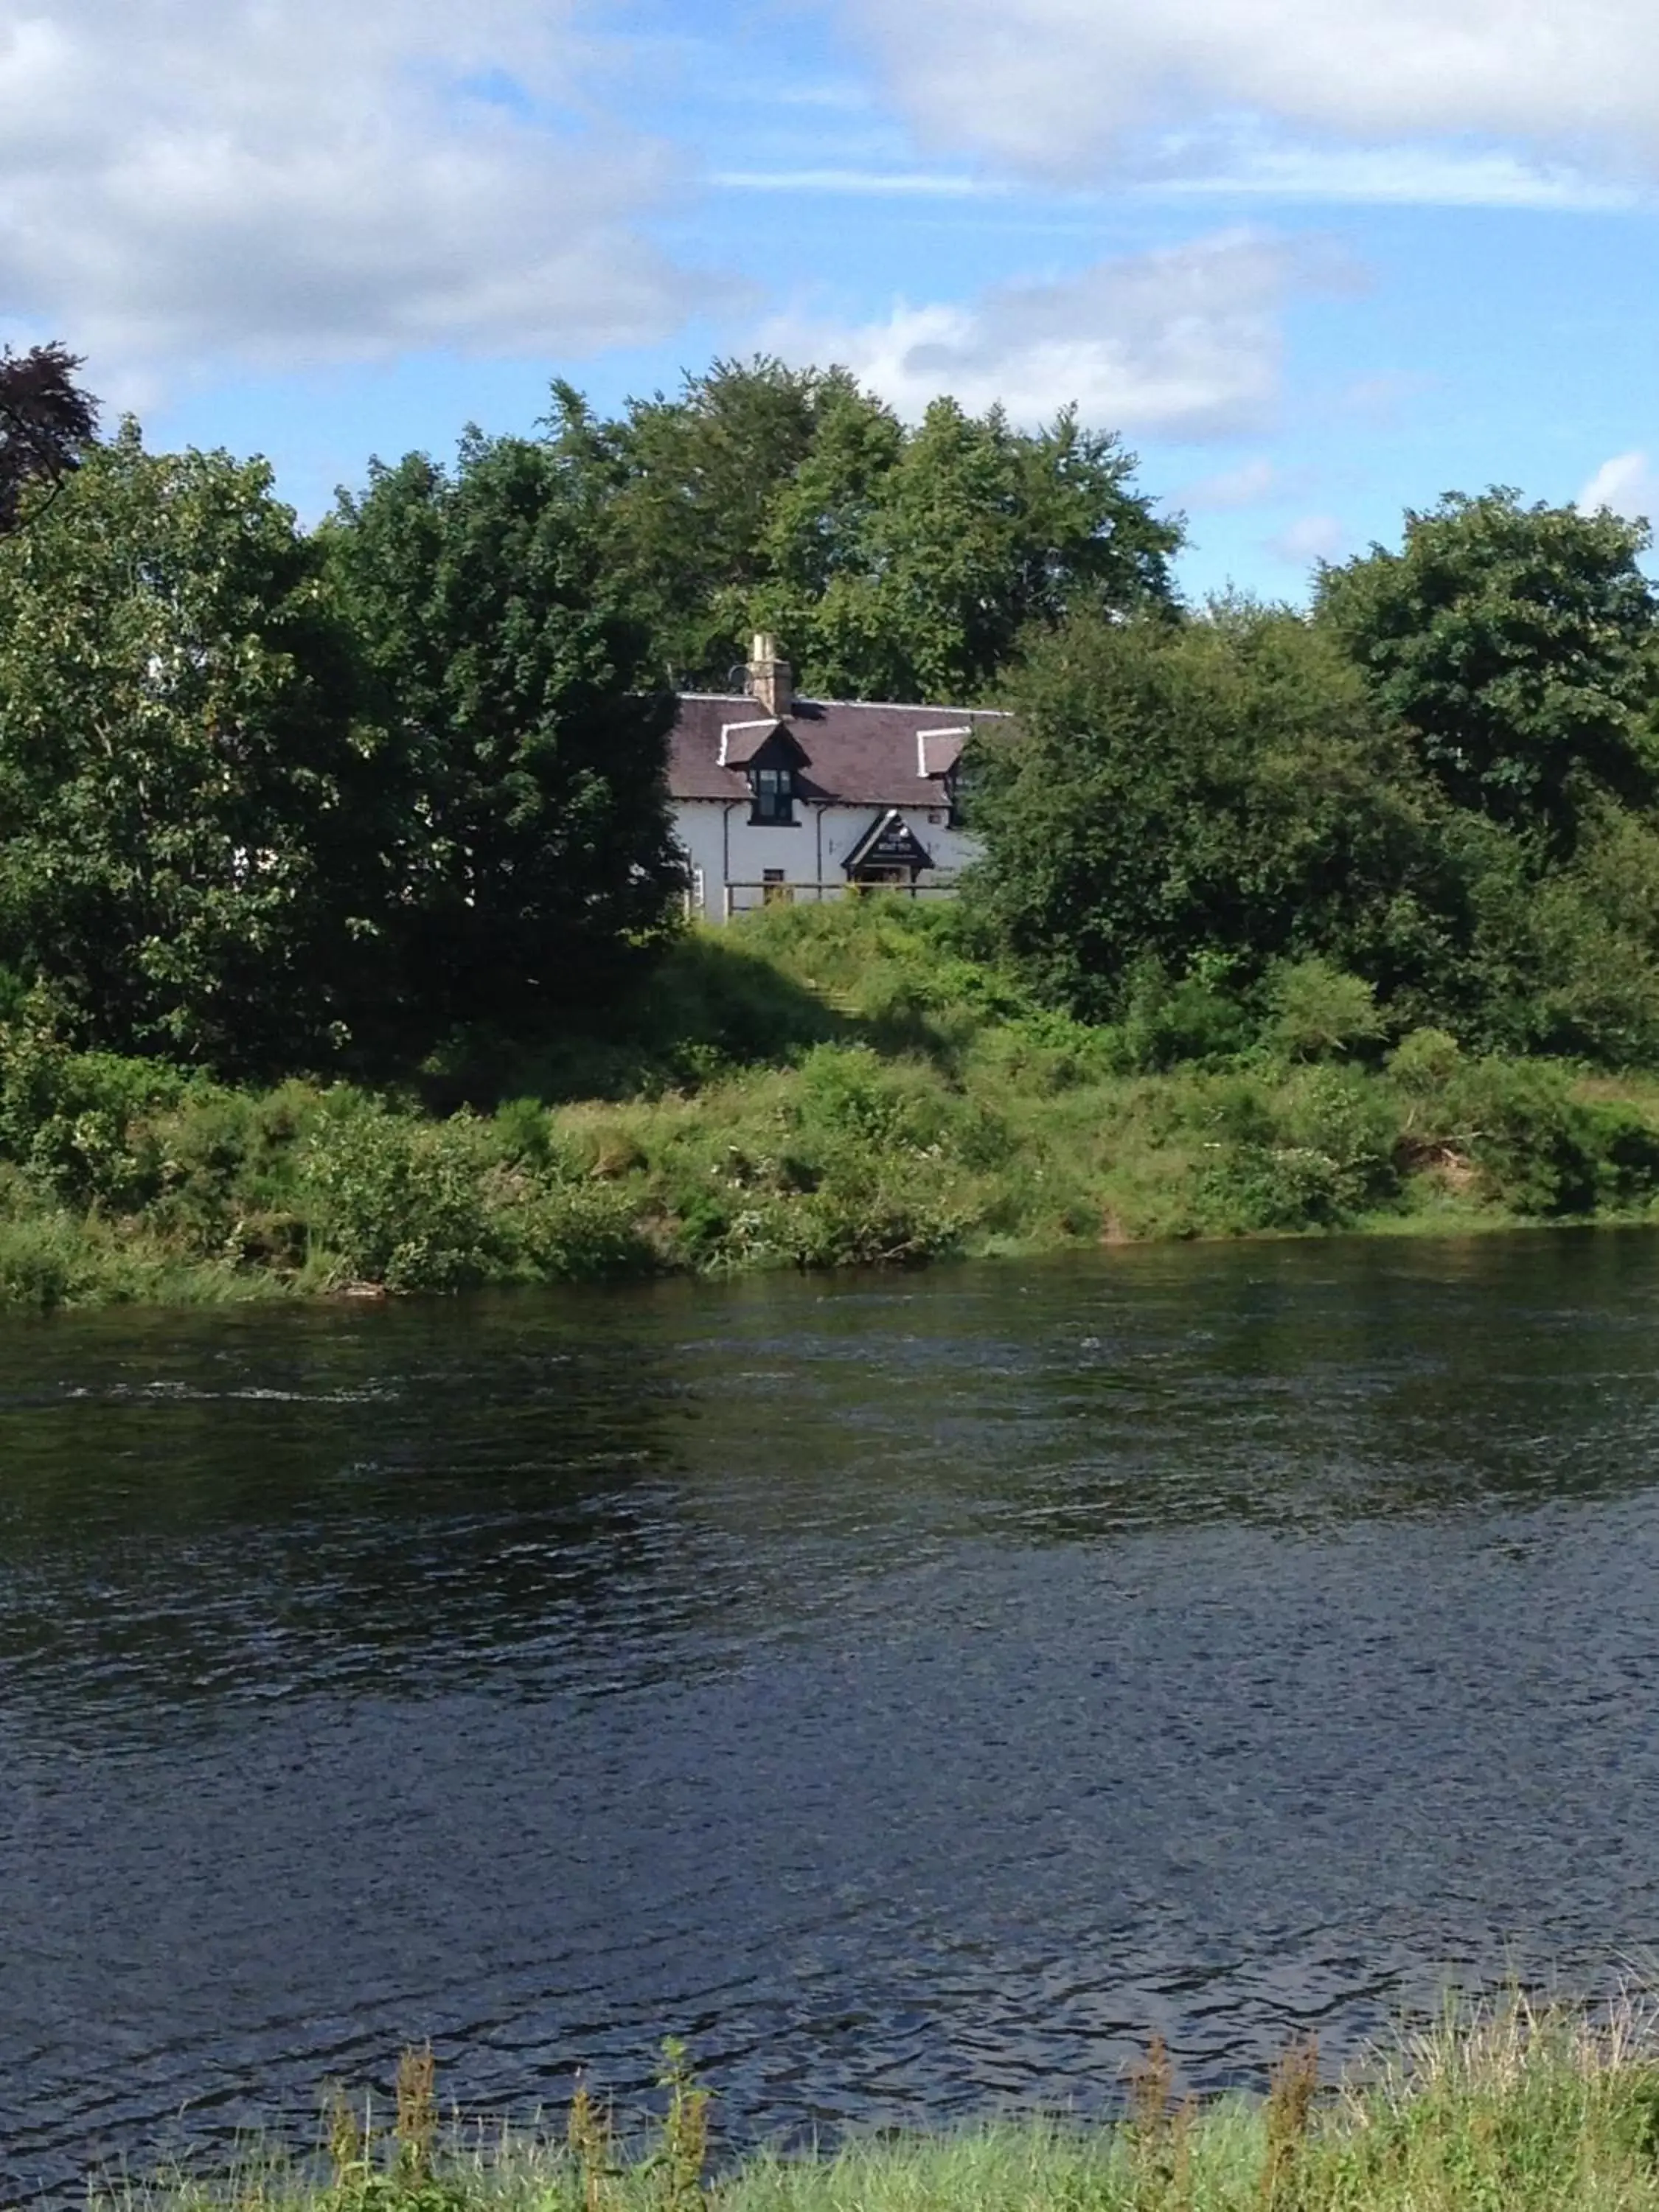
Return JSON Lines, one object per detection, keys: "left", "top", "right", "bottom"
{"left": 669, "top": 635, "right": 1009, "bottom": 921}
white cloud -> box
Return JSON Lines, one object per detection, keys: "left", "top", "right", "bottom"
{"left": 764, "top": 232, "right": 1325, "bottom": 439}
{"left": 1578, "top": 451, "right": 1659, "bottom": 522}
{"left": 0, "top": 1, "right": 713, "bottom": 387}
{"left": 771, "top": 81, "right": 879, "bottom": 114}
{"left": 1145, "top": 141, "right": 1636, "bottom": 209}
{"left": 1268, "top": 512, "right": 1349, "bottom": 565}
{"left": 839, "top": 0, "right": 1659, "bottom": 183}
{"left": 714, "top": 140, "right": 1634, "bottom": 212}
{"left": 712, "top": 169, "right": 1010, "bottom": 198}
{"left": 1178, "top": 456, "right": 1278, "bottom": 509}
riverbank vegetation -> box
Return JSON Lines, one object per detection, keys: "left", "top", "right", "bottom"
{"left": 97, "top": 1997, "right": 1659, "bottom": 2212}
{"left": 8, "top": 897, "right": 1659, "bottom": 1309}
{"left": 9, "top": 352, "right": 1659, "bottom": 1304}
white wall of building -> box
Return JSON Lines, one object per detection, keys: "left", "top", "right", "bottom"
{"left": 674, "top": 800, "right": 980, "bottom": 919}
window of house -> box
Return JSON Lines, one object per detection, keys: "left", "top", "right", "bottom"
{"left": 762, "top": 868, "right": 793, "bottom": 905}
{"left": 750, "top": 765, "right": 795, "bottom": 824}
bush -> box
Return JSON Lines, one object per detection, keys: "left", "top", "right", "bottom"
{"left": 787, "top": 1181, "right": 969, "bottom": 1268}
{"left": 1581, "top": 1099, "right": 1659, "bottom": 1211}
{"left": 142, "top": 1086, "right": 314, "bottom": 1260}
{"left": 301, "top": 1098, "right": 502, "bottom": 1290}
{"left": 1277, "top": 1066, "right": 1400, "bottom": 1209}
{"left": 1266, "top": 958, "right": 1386, "bottom": 1062}
{"left": 1121, "top": 966, "right": 1255, "bottom": 1071}
{"left": 791, "top": 1044, "right": 951, "bottom": 1154}
{"left": 1196, "top": 1143, "right": 1349, "bottom": 1232}
{"left": 1446, "top": 1060, "right": 1601, "bottom": 1215}
{"left": 1191, "top": 1066, "right": 1399, "bottom": 1231}
{"left": 1388, "top": 1026, "right": 1463, "bottom": 1095}
{"left": 0, "top": 1024, "right": 201, "bottom": 1208}
{"left": 0, "top": 1214, "right": 82, "bottom": 1309}
{"left": 493, "top": 1095, "right": 559, "bottom": 1169}
{"left": 514, "top": 1178, "right": 657, "bottom": 1279}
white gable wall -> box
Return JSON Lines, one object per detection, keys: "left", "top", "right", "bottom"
{"left": 674, "top": 798, "right": 980, "bottom": 919}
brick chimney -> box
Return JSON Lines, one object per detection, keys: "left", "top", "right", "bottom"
{"left": 747, "top": 632, "right": 793, "bottom": 720}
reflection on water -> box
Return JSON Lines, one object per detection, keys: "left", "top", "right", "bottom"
{"left": 5, "top": 1232, "right": 1659, "bottom": 2195}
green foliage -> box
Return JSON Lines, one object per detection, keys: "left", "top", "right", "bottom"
{"left": 1519, "top": 805, "right": 1659, "bottom": 1065}
{"left": 1433, "top": 1058, "right": 1641, "bottom": 1216}
{"left": 792, "top": 1043, "right": 950, "bottom": 1152}
{"left": 0, "top": 1211, "right": 96, "bottom": 1310}
{"left": 968, "top": 602, "right": 1448, "bottom": 1023}
{"left": 0, "top": 1018, "right": 198, "bottom": 1208}
{"left": 1193, "top": 1066, "right": 1400, "bottom": 1232}
{"left": 1265, "top": 959, "right": 1386, "bottom": 1063}
{"left": 7, "top": 898, "right": 1659, "bottom": 1308}
{"left": 325, "top": 429, "right": 682, "bottom": 1037}
{"left": 1388, "top": 1026, "right": 1463, "bottom": 1095}
{"left": 543, "top": 358, "right": 1179, "bottom": 698}
{"left": 82, "top": 1996, "right": 1659, "bottom": 2212}
{"left": 966, "top": 558, "right": 1659, "bottom": 1074}
{"left": 655, "top": 2039, "right": 712, "bottom": 2212}
{"left": 1315, "top": 488, "right": 1659, "bottom": 853}
{"left": 515, "top": 1177, "right": 655, "bottom": 1281}
{"left": 1119, "top": 964, "right": 1256, "bottom": 1071}
{"left": 0, "top": 425, "right": 386, "bottom": 1072}
{"left": 543, "top": 360, "right": 847, "bottom": 687}
{"left": 748, "top": 393, "right": 1180, "bottom": 703}
{"left": 1455, "top": 1060, "right": 1596, "bottom": 1212}
{"left": 299, "top": 1099, "right": 503, "bottom": 1292}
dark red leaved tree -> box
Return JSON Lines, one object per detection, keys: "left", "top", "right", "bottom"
{"left": 0, "top": 343, "right": 99, "bottom": 533}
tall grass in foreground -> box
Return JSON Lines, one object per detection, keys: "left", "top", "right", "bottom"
{"left": 94, "top": 1995, "right": 1659, "bottom": 2212}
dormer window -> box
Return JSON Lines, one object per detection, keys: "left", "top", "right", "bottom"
{"left": 917, "top": 726, "right": 970, "bottom": 828}
{"left": 750, "top": 763, "right": 796, "bottom": 825}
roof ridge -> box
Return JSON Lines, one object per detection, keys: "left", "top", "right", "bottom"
{"left": 675, "top": 690, "right": 1009, "bottom": 716}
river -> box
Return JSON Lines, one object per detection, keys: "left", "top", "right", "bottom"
{"left": 4, "top": 1231, "right": 1659, "bottom": 2194}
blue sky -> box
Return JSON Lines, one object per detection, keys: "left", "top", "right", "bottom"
{"left": 4, "top": 0, "right": 1658, "bottom": 600}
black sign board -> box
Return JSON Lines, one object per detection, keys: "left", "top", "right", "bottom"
{"left": 846, "top": 809, "right": 934, "bottom": 874}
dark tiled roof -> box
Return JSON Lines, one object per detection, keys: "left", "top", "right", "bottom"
{"left": 668, "top": 694, "right": 1009, "bottom": 806}
{"left": 714, "top": 715, "right": 783, "bottom": 768}
{"left": 918, "top": 729, "right": 967, "bottom": 779}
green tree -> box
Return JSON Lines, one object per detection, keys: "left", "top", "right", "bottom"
{"left": 544, "top": 358, "right": 1180, "bottom": 699}
{"left": 1512, "top": 801, "right": 1659, "bottom": 1065}
{"left": 1315, "top": 489, "right": 1659, "bottom": 853}
{"left": 0, "top": 423, "right": 387, "bottom": 1071}
{"left": 966, "top": 601, "right": 1454, "bottom": 1023}
{"left": 543, "top": 358, "right": 846, "bottom": 686}
{"left": 751, "top": 396, "right": 1179, "bottom": 702}
{"left": 327, "top": 428, "right": 682, "bottom": 1033}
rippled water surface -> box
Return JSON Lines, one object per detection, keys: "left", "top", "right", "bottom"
{"left": 7, "top": 1233, "right": 1659, "bottom": 2194}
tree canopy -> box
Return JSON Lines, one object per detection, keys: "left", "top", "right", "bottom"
{"left": 1314, "top": 490, "right": 1659, "bottom": 855}
{"left": 964, "top": 521, "right": 1659, "bottom": 1066}
{"left": 966, "top": 602, "right": 1455, "bottom": 1026}
{"left": 0, "top": 425, "right": 384, "bottom": 1071}
{"left": 544, "top": 357, "right": 1180, "bottom": 698}
{"left": 14, "top": 352, "right": 1659, "bottom": 1088}
{"left": 0, "top": 344, "right": 99, "bottom": 535}
{"left": 0, "top": 404, "right": 685, "bottom": 1073}
{"left": 324, "top": 427, "right": 683, "bottom": 1033}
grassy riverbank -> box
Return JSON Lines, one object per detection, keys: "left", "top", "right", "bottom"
{"left": 8, "top": 898, "right": 1659, "bottom": 1310}
{"left": 97, "top": 2000, "right": 1659, "bottom": 2212}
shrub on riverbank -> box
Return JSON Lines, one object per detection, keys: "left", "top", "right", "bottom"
{"left": 7, "top": 900, "right": 1659, "bottom": 1308}
{"left": 94, "top": 1995, "right": 1659, "bottom": 2212}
